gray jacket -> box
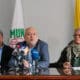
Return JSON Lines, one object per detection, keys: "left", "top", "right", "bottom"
{"left": 8, "top": 39, "right": 49, "bottom": 75}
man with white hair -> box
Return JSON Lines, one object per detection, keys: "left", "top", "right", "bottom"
{"left": 9, "top": 27, "right": 49, "bottom": 75}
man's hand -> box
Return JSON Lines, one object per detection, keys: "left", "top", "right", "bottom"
{"left": 63, "top": 68, "right": 72, "bottom": 75}
{"left": 63, "top": 62, "right": 71, "bottom": 69}
{"left": 23, "top": 60, "right": 29, "bottom": 68}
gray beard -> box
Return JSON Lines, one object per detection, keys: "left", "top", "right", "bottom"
{"left": 29, "top": 40, "right": 38, "bottom": 48}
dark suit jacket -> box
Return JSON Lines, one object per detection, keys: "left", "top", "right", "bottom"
{"left": 1, "top": 44, "right": 13, "bottom": 73}
{"left": 49, "top": 47, "right": 67, "bottom": 68}
{"left": 49, "top": 41, "right": 73, "bottom": 68}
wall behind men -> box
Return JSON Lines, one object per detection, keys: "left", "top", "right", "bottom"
{"left": 0, "top": 0, "right": 14, "bottom": 44}
{"left": 0, "top": 0, "right": 74, "bottom": 62}
{"left": 22, "top": 0, "right": 74, "bottom": 62}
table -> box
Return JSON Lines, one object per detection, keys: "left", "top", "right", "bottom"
{"left": 0, "top": 75, "right": 80, "bottom": 80}
{"left": 0, "top": 68, "right": 80, "bottom": 80}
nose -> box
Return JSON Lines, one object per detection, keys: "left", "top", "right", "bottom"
{"left": 30, "top": 34, "right": 34, "bottom": 39}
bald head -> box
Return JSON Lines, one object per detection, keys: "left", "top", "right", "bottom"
{"left": 24, "top": 27, "right": 38, "bottom": 47}
{"left": 25, "top": 27, "right": 37, "bottom": 34}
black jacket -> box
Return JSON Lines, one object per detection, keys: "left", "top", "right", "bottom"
{"left": 49, "top": 41, "right": 73, "bottom": 68}
{"left": 1, "top": 44, "right": 13, "bottom": 73}
{"left": 49, "top": 47, "right": 67, "bottom": 68}
{"left": 16, "top": 39, "right": 49, "bottom": 75}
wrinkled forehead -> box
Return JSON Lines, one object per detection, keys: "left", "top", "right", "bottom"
{"left": 25, "top": 27, "right": 38, "bottom": 34}
{"left": 74, "top": 29, "right": 80, "bottom": 34}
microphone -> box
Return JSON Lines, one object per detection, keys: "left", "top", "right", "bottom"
{"left": 31, "top": 49, "right": 40, "bottom": 74}
{"left": 18, "top": 46, "right": 29, "bottom": 60}
{"left": 9, "top": 44, "right": 22, "bottom": 74}
{"left": 11, "top": 44, "right": 26, "bottom": 68}
{"left": 9, "top": 44, "right": 30, "bottom": 75}
{"left": 12, "top": 44, "right": 20, "bottom": 56}
{"left": 31, "top": 49, "right": 40, "bottom": 60}
{"left": 17, "top": 46, "right": 31, "bottom": 75}
{"left": 22, "top": 47, "right": 29, "bottom": 56}
{"left": 16, "top": 46, "right": 29, "bottom": 63}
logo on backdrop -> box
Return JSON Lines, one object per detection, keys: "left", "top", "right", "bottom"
{"left": 9, "top": 28, "right": 24, "bottom": 48}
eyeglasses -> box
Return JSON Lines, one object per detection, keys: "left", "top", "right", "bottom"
{"left": 73, "top": 34, "right": 80, "bottom": 38}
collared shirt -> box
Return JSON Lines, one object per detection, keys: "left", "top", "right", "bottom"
{"left": 0, "top": 47, "right": 3, "bottom": 63}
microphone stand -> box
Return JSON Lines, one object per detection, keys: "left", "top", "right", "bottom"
{"left": 14, "top": 57, "right": 20, "bottom": 75}
{"left": 32, "top": 60, "right": 39, "bottom": 75}
{"left": 32, "top": 60, "right": 36, "bottom": 75}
